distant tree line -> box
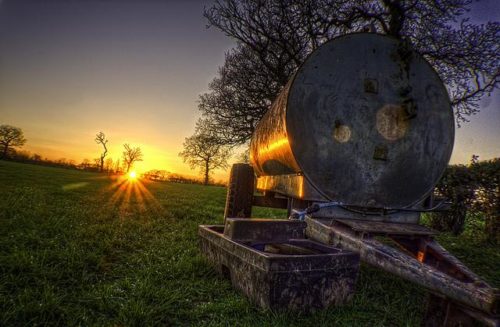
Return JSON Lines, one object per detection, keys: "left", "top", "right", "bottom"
{"left": 2, "top": 148, "right": 122, "bottom": 173}
{"left": 0, "top": 127, "right": 141, "bottom": 174}
{"left": 142, "top": 169, "right": 226, "bottom": 186}
{"left": 1, "top": 124, "right": 225, "bottom": 186}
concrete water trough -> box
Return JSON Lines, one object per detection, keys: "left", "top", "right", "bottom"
{"left": 199, "top": 218, "right": 359, "bottom": 312}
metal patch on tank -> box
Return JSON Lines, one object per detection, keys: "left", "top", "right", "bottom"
{"left": 333, "top": 123, "right": 351, "bottom": 143}
{"left": 376, "top": 104, "right": 409, "bottom": 141}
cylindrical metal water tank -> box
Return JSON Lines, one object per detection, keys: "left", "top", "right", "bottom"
{"left": 250, "top": 33, "right": 454, "bottom": 209}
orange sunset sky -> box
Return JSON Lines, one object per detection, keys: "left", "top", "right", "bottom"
{"left": 1, "top": 0, "right": 499, "bottom": 181}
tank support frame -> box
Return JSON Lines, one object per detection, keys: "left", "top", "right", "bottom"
{"left": 303, "top": 216, "right": 499, "bottom": 325}
{"left": 247, "top": 190, "right": 499, "bottom": 324}
{"left": 220, "top": 163, "right": 499, "bottom": 325}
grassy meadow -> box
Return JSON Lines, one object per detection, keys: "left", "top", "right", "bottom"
{"left": 0, "top": 160, "right": 498, "bottom": 326}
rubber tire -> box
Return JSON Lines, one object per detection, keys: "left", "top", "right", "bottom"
{"left": 224, "top": 163, "right": 255, "bottom": 221}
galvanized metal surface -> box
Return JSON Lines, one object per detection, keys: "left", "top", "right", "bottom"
{"left": 255, "top": 174, "right": 326, "bottom": 202}
{"left": 310, "top": 203, "right": 421, "bottom": 223}
{"left": 332, "top": 218, "right": 437, "bottom": 236}
{"left": 305, "top": 216, "right": 499, "bottom": 318}
{"left": 250, "top": 33, "right": 454, "bottom": 209}
{"left": 198, "top": 221, "right": 360, "bottom": 312}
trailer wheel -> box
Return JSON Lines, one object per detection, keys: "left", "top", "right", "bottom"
{"left": 224, "top": 163, "right": 254, "bottom": 221}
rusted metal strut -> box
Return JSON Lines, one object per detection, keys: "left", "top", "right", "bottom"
{"left": 305, "top": 217, "right": 499, "bottom": 325}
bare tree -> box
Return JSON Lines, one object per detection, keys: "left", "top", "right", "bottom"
{"left": 95, "top": 131, "right": 108, "bottom": 172}
{"left": 200, "top": 0, "right": 500, "bottom": 146}
{"left": 179, "top": 120, "right": 232, "bottom": 185}
{"left": 0, "top": 124, "right": 27, "bottom": 158}
{"left": 122, "top": 143, "right": 143, "bottom": 173}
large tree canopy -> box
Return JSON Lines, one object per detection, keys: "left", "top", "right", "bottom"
{"left": 199, "top": 0, "right": 499, "bottom": 146}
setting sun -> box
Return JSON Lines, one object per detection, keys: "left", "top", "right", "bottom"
{"left": 128, "top": 171, "right": 137, "bottom": 180}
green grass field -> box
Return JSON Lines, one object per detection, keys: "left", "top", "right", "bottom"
{"left": 1, "top": 160, "right": 498, "bottom": 326}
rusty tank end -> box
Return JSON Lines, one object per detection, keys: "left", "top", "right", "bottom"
{"left": 250, "top": 33, "right": 454, "bottom": 209}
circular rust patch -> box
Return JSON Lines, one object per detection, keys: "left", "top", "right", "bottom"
{"left": 333, "top": 124, "right": 351, "bottom": 143}
{"left": 376, "top": 104, "right": 409, "bottom": 141}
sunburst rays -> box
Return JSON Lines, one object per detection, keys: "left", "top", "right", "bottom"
{"left": 97, "top": 174, "right": 163, "bottom": 220}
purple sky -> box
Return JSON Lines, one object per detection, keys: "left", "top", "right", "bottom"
{"left": 0, "top": 0, "right": 498, "bottom": 178}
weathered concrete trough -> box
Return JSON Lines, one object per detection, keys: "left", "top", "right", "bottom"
{"left": 199, "top": 218, "right": 359, "bottom": 312}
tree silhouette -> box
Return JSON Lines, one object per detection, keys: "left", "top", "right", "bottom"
{"left": 179, "top": 120, "right": 231, "bottom": 185}
{"left": 95, "top": 132, "right": 108, "bottom": 172}
{"left": 0, "top": 124, "right": 27, "bottom": 158}
{"left": 200, "top": 0, "right": 499, "bottom": 146}
{"left": 122, "top": 144, "right": 143, "bottom": 173}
